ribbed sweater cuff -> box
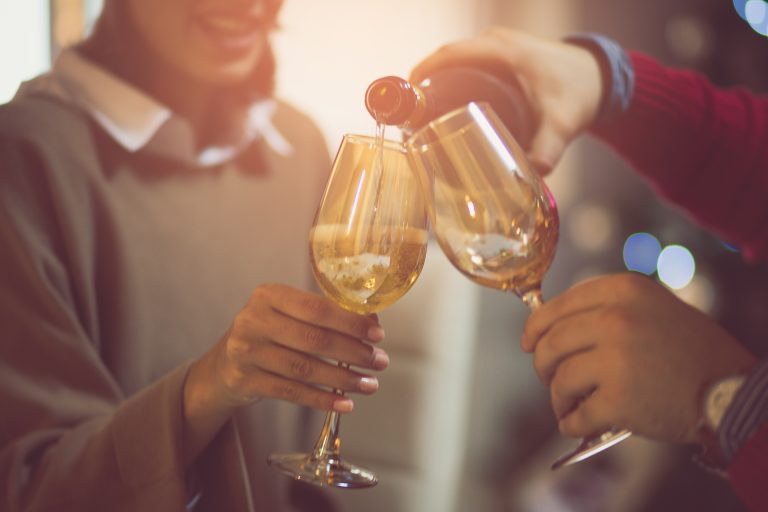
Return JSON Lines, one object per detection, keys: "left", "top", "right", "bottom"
{"left": 563, "top": 33, "right": 634, "bottom": 124}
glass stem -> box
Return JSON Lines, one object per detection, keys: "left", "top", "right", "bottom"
{"left": 520, "top": 288, "right": 544, "bottom": 311}
{"left": 309, "top": 362, "right": 348, "bottom": 462}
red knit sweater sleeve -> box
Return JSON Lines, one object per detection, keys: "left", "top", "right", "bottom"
{"left": 592, "top": 51, "right": 768, "bottom": 262}
{"left": 727, "top": 423, "right": 768, "bottom": 512}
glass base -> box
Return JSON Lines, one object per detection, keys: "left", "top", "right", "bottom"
{"left": 551, "top": 429, "right": 632, "bottom": 470}
{"left": 268, "top": 453, "right": 378, "bottom": 489}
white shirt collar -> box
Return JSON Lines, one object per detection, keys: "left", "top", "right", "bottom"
{"left": 15, "top": 49, "right": 292, "bottom": 166}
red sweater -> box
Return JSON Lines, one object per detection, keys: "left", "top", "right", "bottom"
{"left": 593, "top": 52, "right": 768, "bottom": 512}
{"left": 595, "top": 52, "right": 768, "bottom": 261}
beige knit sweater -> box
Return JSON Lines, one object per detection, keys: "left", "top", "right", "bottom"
{"left": 0, "top": 93, "right": 330, "bottom": 512}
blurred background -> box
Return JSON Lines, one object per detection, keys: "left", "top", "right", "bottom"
{"left": 3, "top": 0, "right": 766, "bottom": 511}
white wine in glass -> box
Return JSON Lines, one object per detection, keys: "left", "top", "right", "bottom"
{"left": 406, "top": 101, "right": 632, "bottom": 470}
{"left": 267, "top": 134, "right": 429, "bottom": 487}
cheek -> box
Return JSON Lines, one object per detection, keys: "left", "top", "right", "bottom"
{"left": 153, "top": 22, "right": 267, "bottom": 85}
{"left": 186, "top": 33, "right": 268, "bottom": 85}
{"left": 127, "top": 0, "right": 192, "bottom": 64}
{"left": 227, "top": 42, "right": 269, "bottom": 83}
{"left": 125, "top": 0, "right": 270, "bottom": 86}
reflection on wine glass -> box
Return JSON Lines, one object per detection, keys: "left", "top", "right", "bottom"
{"left": 267, "top": 134, "right": 429, "bottom": 487}
{"left": 407, "top": 102, "right": 632, "bottom": 470}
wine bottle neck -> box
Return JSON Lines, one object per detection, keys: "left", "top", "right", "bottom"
{"left": 401, "top": 84, "right": 428, "bottom": 130}
{"left": 367, "top": 68, "right": 535, "bottom": 148}
{"left": 365, "top": 76, "right": 429, "bottom": 127}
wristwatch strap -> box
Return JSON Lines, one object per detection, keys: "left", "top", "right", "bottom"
{"left": 719, "top": 359, "right": 768, "bottom": 463}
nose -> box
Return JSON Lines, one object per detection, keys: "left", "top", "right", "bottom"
{"left": 250, "top": 0, "right": 283, "bottom": 20}
{"left": 211, "top": 0, "right": 281, "bottom": 23}
{"left": 228, "top": 0, "right": 281, "bottom": 15}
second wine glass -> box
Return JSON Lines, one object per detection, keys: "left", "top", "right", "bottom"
{"left": 406, "top": 101, "right": 632, "bottom": 470}
{"left": 267, "top": 134, "right": 429, "bottom": 487}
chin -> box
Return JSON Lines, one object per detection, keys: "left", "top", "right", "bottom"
{"left": 211, "top": 61, "right": 261, "bottom": 86}
{"left": 189, "top": 43, "right": 267, "bottom": 88}
{"left": 177, "top": 54, "right": 260, "bottom": 89}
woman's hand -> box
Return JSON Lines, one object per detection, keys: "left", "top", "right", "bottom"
{"left": 522, "top": 273, "right": 757, "bottom": 444}
{"left": 410, "top": 27, "right": 603, "bottom": 175}
{"left": 181, "top": 284, "right": 388, "bottom": 462}
{"left": 193, "top": 283, "right": 388, "bottom": 413}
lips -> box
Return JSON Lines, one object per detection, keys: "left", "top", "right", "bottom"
{"left": 193, "top": 10, "right": 270, "bottom": 51}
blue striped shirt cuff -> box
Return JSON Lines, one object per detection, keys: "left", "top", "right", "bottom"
{"left": 719, "top": 359, "right": 768, "bottom": 463}
{"left": 563, "top": 33, "right": 635, "bottom": 124}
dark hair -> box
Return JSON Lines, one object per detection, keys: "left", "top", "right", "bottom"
{"left": 78, "top": 0, "right": 278, "bottom": 105}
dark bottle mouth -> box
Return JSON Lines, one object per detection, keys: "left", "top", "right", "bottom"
{"left": 364, "top": 76, "right": 417, "bottom": 125}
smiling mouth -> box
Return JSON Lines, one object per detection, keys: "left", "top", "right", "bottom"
{"left": 199, "top": 15, "right": 261, "bottom": 35}
{"left": 194, "top": 11, "right": 273, "bottom": 50}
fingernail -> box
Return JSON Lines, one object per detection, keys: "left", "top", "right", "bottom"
{"left": 333, "top": 398, "right": 354, "bottom": 413}
{"left": 372, "top": 347, "right": 390, "bottom": 369}
{"left": 358, "top": 376, "right": 379, "bottom": 392}
{"left": 367, "top": 325, "right": 385, "bottom": 342}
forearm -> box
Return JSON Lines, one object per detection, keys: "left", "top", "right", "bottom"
{"left": 591, "top": 51, "right": 768, "bottom": 260}
{"left": 182, "top": 350, "right": 240, "bottom": 466}
{"left": 1, "top": 364, "right": 193, "bottom": 511}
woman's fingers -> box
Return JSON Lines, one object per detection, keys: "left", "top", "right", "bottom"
{"left": 241, "top": 342, "right": 380, "bottom": 394}
{"left": 252, "top": 283, "right": 385, "bottom": 344}
{"left": 213, "top": 284, "right": 395, "bottom": 411}
{"left": 215, "top": 284, "right": 392, "bottom": 410}
{"left": 232, "top": 304, "right": 389, "bottom": 371}
{"left": 239, "top": 367, "right": 357, "bottom": 413}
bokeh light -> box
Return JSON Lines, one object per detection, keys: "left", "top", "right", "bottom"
{"left": 664, "top": 15, "right": 713, "bottom": 62}
{"left": 657, "top": 245, "right": 696, "bottom": 289}
{"left": 569, "top": 203, "right": 614, "bottom": 253}
{"left": 747, "top": 0, "right": 768, "bottom": 23}
{"left": 622, "top": 232, "right": 661, "bottom": 275}
{"left": 734, "top": 0, "right": 768, "bottom": 35}
{"left": 734, "top": 0, "right": 750, "bottom": 20}
{"left": 674, "top": 274, "right": 716, "bottom": 313}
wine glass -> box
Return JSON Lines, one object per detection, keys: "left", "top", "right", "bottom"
{"left": 267, "top": 134, "right": 429, "bottom": 487}
{"left": 406, "top": 101, "right": 632, "bottom": 470}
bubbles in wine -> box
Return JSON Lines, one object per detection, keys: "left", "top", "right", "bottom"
{"left": 315, "top": 253, "right": 391, "bottom": 301}
{"left": 310, "top": 225, "right": 428, "bottom": 313}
